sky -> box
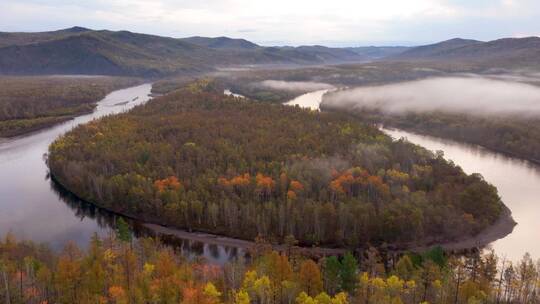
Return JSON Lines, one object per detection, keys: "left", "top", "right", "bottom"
{"left": 1, "top": 0, "right": 540, "bottom": 47}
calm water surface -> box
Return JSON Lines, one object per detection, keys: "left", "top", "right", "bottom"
{"left": 2, "top": 86, "right": 535, "bottom": 264}
{"left": 0, "top": 84, "right": 243, "bottom": 264}
{"left": 382, "top": 129, "right": 539, "bottom": 262}
{"left": 296, "top": 89, "right": 539, "bottom": 262}
{"left": 284, "top": 89, "right": 330, "bottom": 110}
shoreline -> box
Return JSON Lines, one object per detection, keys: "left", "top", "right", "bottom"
{"left": 50, "top": 170, "right": 516, "bottom": 257}
{"left": 142, "top": 205, "right": 516, "bottom": 256}
{"left": 381, "top": 123, "right": 540, "bottom": 167}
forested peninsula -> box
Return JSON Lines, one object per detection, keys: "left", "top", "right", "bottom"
{"left": 48, "top": 80, "right": 506, "bottom": 249}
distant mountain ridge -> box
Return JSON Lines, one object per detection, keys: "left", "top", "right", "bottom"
{"left": 393, "top": 37, "right": 540, "bottom": 68}
{"left": 180, "top": 36, "right": 259, "bottom": 49}
{"left": 0, "top": 27, "right": 400, "bottom": 77}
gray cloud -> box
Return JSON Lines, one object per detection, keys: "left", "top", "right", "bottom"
{"left": 2, "top": 0, "right": 540, "bottom": 46}
{"left": 323, "top": 76, "right": 540, "bottom": 117}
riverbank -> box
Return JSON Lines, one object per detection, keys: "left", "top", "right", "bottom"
{"left": 143, "top": 204, "right": 515, "bottom": 256}
{"left": 0, "top": 83, "right": 153, "bottom": 250}
{"left": 0, "top": 110, "right": 92, "bottom": 138}
{"left": 45, "top": 84, "right": 519, "bottom": 259}
{"left": 397, "top": 206, "right": 516, "bottom": 253}
{"left": 50, "top": 167, "right": 517, "bottom": 259}
{"left": 0, "top": 76, "right": 142, "bottom": 138}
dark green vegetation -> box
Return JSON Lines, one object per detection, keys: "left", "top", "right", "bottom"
{"left": 0, "top": 76, "right": 140, "bottom": 137}
{"left": 0, "top": 27, "right": 386, "bottom": 77}
{"left": 48, "top": 80, "right": 504, "bottom": 249}
{"left": 1, "top": 230, "right": 539, "bottom": 304}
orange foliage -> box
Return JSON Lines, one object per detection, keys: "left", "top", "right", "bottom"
{"left": 287, "top": 190, "right": 297, "bottom": 200}
{"left": 194, "top": 263, "right": 222, "bottom": 281}
{"left": 330, "top": 168, "right": 389, "bottom": 198}
{"left": 182, "top": 286, "right": 200, "bottom": 304}
{"left": 109, "top": 285, "right": 126, "bottom": 300}
{"left": 154, "top": 176, "right": 182, "bottom": 193}
{"left": 289, "top": 180, "right": 304, "bottom": 192}
{"left": 218, "top": 174, "right": 251, "bottom": 193}
{"left": 230, "top": 173, "right": 251, "bottom": 187}
{"left": 256, "top": 173, "right": 275, "bottom": 190}
{"left": 182, "top": 284, "right": 219, "bottom": 304}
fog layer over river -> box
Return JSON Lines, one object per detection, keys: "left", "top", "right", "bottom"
{"left": 2, "top": 83, "right": 535, "bottom": 264}
{"left": 295, "top": 86, "right": 538, "bottom": 261}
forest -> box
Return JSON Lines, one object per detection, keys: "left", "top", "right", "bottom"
{"left": 48, "top": 79, "right": 505, "bottom": 249}
{"left": 0, "top": 229, "right": 538, "bottom": 304}
{"left": 0, "top": 76, "right": 140, "bottom": 137}
{"left": 319, "top": 109, "right": 540, "bottom": 165}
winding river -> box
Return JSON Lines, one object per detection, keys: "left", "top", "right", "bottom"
{"left": 0, "top": 85, "right": 536, "bottom": 264}
{"left": 297, "top": 90, "right": 538, "bottom": 262}
{"left": 0, "top": 84, "right": 243, "bottom": 264}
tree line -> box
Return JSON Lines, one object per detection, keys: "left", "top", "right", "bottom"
{"left": 320, "top": 106, "right": 540, "bottom": 165}
{"left": 0, "top": 76, "right": 140, "bottom": 137}
{"left": 0, "top": 229, "right": 538, "bottom": 304}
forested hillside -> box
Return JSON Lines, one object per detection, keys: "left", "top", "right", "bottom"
{"left": 0, "top": 28, "right": 370, "bottom": 76}
{"left": 392, "top": 37, "right": 540, "bottom": 69}
{"left": 0, "top": 76, "right": 140, "bottom": 137}
{"left": 48, "top": 80, "right": 505, "bottom": 249}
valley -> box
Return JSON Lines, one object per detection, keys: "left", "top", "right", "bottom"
{"left": 2, "top": 17, "right": 540, "bottom": 303}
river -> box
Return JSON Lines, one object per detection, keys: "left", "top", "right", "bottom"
{"left": 297, "top": 89, "right": 537, "bottom": 262}
{"left": 0, "top": 85, "right": 535, "bottom": 264}
{"left": 0, "top": 84, "right": 243, "bottom": 264}
{"left": 0, "top": 84, "right": 152, "bottom": 248}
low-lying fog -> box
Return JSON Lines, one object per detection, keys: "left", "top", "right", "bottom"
{"left": 258, "top": 80, "right": 334, "bottom": 92}
{"left": 323, "top": 77, "right": 540, "bottom": 117}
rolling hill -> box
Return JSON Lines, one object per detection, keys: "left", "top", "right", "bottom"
{"left": 0, "top": 27, "right": 379, "bottom": 77}
{"left": 393, "top": 37, "right": 540, "bottom": 68}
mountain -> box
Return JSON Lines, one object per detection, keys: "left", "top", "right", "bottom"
{"left": 392, "top": 37, "right": 540, "bottom": 68}
{"left": 0, "top": 26, "right": 92, "bottom": 48}
{"left": 395, "top": 38, "right": 482, "bottom": 59}
{"left": 346, "top": 46, "right": 410, "bottom": 59}
{"left": 0, "top": 27, "right": 371, "bottom": 77}
{"left": 180, "top": 36, "right": 259, "bottom": 49}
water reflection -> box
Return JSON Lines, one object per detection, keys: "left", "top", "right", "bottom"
{"left": 384, "top": 128, "right": 540, "bottom": 262}
{"left": 0, "top": 83, "right": 246, "bottom": 265}
{"left": 290, "top": 88, "right": 540, "bottom": 262}
{"left": 50, "top": 161, "right": 246, "bottom": 264}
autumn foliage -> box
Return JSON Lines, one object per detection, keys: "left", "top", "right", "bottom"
{"left": 48, "top": 80, "right": 504, "bottom": 248}
{"left": 0, "top": 232, "right": 536, "bottom": 304}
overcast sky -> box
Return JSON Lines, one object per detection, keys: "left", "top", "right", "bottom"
{"left": 1, "top": 0, "right": 540, "bottom": 46}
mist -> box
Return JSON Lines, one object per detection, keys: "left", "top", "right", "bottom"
{"left": 258, "top": 80, "right": 334, "bottom": 92}
{"left": 323, "top": 77, "right": 540, "bottom": 117}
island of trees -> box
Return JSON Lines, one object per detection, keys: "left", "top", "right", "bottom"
{"left": 0, "top": 76, "right": 140, "bottom": 137}
{"left": 48, "top": 79, "right": 506, "bottom": 249}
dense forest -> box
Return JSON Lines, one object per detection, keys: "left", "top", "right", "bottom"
{"left": 48, "top": 79, "right": 505, "bottom": 249}
{"left": 0, "top": 230, "right": 538, "bottom": 304}
{"left": 0, "top": 76, "right": 140, "bottom": 137}
{"left": 319, "top": 107, "right": 540, "bottom": 165}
